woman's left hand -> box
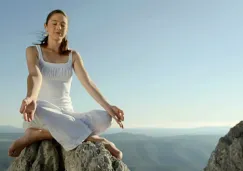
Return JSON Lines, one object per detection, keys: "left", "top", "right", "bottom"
{"left": 108, "top": 105, "right": 125, "bottom": 129}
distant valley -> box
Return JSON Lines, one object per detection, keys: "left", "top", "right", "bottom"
{"left": 0, "top": 125, "right": 229, "bottom": 171}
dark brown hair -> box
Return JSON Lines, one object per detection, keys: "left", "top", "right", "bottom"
{"left": 38, "top": 9, "right": 71, "bottom": 55}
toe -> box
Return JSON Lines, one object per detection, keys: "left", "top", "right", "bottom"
{"left": 8, "top": 148, "right": 13, "bottom": 156}
{"left": 117, "top": 151, "right": 123, "bottom": 160}
{"left": 12, "top": 151, "right": 19, "bottom": 157}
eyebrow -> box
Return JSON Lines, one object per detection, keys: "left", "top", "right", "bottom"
{"left": 51, "top": 20, "right": 66, "bottom": 24}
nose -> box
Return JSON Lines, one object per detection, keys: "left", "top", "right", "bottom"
{"left": 56, "top": 24, "right": 62, "bottom": 30}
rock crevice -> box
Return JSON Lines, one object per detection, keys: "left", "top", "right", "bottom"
{"left": 8, "top": 140, "right": 130, "bottom": 171}
{"left": 204, "top": 121, "right": 243, "bottom": 171}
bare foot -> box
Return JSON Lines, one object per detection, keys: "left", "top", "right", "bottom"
{"left": 85, "top": 135, "right": 123, "bottom": 160}
{"left": 8, "top": 128, "right": 53, "bottom": 157}
{"left": 8, "top": 128, "right": 37, "bottom": 157}
{"left": 103, "top": 139, "right": 123, "bottom": 160}
{"left": 8, "top": 136, "right": 29, "bottom": 157}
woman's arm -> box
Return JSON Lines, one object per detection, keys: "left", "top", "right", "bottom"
{"left": 72, "top": 51, "right": 111, "bottom": 112}
{"left": 19, "top": 46, "right": 42, "bottom": 122}
{"left": 25, "top": 46, "right": 42, "bottom": 100}
{"left": 72, "top": 51, "right": 124, "bottom": 128}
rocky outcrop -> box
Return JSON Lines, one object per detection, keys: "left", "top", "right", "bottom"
{"left": 7, "top": 139, "right": 130, "bottom": 171}
{"left": 204, "top": 121, "right": 243, "bottom": 171}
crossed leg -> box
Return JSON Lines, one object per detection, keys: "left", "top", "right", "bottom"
{"left": 8, "top": 128, "right": 122, "bottom": 159}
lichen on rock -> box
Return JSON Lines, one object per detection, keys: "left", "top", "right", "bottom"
{"left": 204, "top": 121, "right": 243, "bottom": 171}
{"left": 8, "top": 139, "right": 130, "bottom": 171}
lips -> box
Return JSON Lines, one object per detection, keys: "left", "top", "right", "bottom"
{"left": 55, "top": 32, "right": 62, "bottom": 36}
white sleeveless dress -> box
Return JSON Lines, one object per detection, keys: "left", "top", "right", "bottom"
{"left": 23, "top": 45, "right": 112, "bottom": 151}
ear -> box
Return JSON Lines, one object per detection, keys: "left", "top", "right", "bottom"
{"left": 44, "top": 23, "right": 48, "bottom": 32}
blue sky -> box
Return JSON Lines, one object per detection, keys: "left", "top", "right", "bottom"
{"left": 1, "top": 0, "right": 243, "bottom": 128}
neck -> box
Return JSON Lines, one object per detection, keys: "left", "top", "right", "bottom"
{"left": 46, "top": 38, "right": 62, "bottom": 53}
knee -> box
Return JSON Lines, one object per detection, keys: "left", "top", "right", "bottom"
{"left": 101, "top": 110, "right": 112, "bottom": 126}
{"left": 94, "top": 109, "right": 112, "bottom": 124}
{"left": 89, "top": 110, "right": 112, "bottom": 134}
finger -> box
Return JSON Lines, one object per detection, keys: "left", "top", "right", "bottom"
{"left": 118, "top": 121, "right": 124, "bottom": 129}
{"left": 108, "top": 110, "right": 118, "bottom": 120}
{"left": 112, "top": 115, "right": 119, "bottom": 122}
{"left": 27, "top": 114, "right": 31, "bottom": 122}
{"left": 118, "top": 109, "right": 124, "bottom": 121}
{"left": 117, "top": 112, "right": 123, "bottom": 121}
{"left": 110, "top": 112, "right": 123, "bottom": 126}
{"left": 24, "top": 113, "right": 28, "bottom": 122}
{"left": 30, "top": 111, "right": 35, "bottom": 121}
{"left": 20, "top": 97, "right": 31, "bottom": 113}
{"left": 120, "top": 109, "right": 124, "bottom": 116}
{"left": 27, "top": 116, "right": 31, "bottom": 122}
{"left": 112, "top": 108, "right": 121, "bottom": 119}
{"left": 26, "top": 112, "right": 31, "bottom": 122}
{"left": 19, "top": 103, "right": 26, "bottom": 114}
{"left": 113, "top": 107, "right": 124, "bottom": 121}
{"left": 114, "top": 117, "right": 124, "bottom": 129}
{"left": 119, "top": 120, "right": 124, "bottom": 127}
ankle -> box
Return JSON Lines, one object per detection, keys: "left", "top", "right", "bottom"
{"left": 24, "top": 128, "right": 38, "bottom": 142}
{"left": 86, "top": 135, "right": 106, "bottom": 143}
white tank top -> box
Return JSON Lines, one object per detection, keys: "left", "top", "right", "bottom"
{"left": 35, "top": 45, "right": 74, "bottom": 112}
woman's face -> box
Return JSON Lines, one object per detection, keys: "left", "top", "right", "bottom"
{"left": 44, "top": 13, "right": 68, "bottom": 42}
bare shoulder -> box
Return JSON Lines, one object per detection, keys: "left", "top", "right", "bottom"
{"left": 25, "top": 45, "right": 39, "bottom": 67}
{"left": 26, "top": 45, "right": 38, "bottom": 59}
{"left": 72, "top": 50, "right": 81, "bottom": 58}
{"left": 24, "top": 45, "right": 41, "bottom": 75}
{"left": 71, "top": 50, "right": 83, "bottom": 63}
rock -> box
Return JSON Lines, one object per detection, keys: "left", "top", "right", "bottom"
{"left": 204, "top": 121, "right": 243, "bottom": 171}
{"left": 7, "top": 139, "right": 130, "bottom": 171}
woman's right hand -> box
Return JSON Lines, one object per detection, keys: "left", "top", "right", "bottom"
{"left": 19, "top": 97, "right": 37, "bottom": 122}
{"left": 106, "top": 105, "right": 124, "bottom": 129}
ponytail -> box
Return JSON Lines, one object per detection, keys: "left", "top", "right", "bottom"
{"left": 59, "top": 36, "right": 70, "bottom": 55}
{"left": 37, "top": 35, "right": 71, "bottom": 55}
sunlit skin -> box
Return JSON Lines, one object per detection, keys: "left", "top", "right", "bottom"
{"left": 8, "top": 12, "right": 124, "bottom": 160}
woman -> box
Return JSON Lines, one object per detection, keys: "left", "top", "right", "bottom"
{"left": 8, "top": 9, "right": 124, "bottom": 160}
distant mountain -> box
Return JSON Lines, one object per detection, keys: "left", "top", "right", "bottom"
{"left": 204, "top": 121, "right": 243, "bottom": 171}
{"left": 103, "top": 133, "right": 221, "bottom": 171}
{"left": 103, "top": 126, "right": 230, "bottom": 137}
{"left": 0, "top": 132, "right": 222, "bottom": 171}
{"left": 0, "top": 124, "right": 230, "bottom": 137}
{"left": 0, "top": 125, "right": 24, "bottom": 133}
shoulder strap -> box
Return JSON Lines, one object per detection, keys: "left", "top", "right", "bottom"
{"left": 35, "top": 45, "right": 43, "bottom": 61}
{"left": 68, "top": 50, "right": 73, "bottom": 64}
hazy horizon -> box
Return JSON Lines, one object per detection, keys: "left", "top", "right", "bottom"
{"left": 2, "top": 1, "right": 243, "bottom": 129}
{"left": 0, "top": 124, "right": 233, "bottom": 129}
{"left": 0, "top": 132, "right": 221, "bottom": 171}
